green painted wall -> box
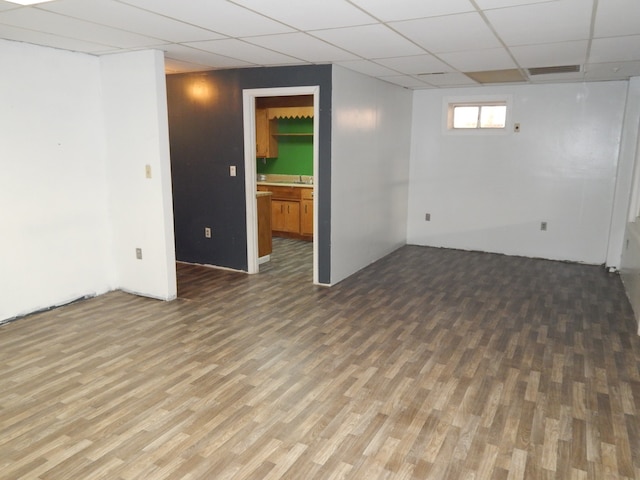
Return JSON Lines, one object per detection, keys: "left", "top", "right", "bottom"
{"left": 257, "top": 117, "right": 313, "bottom": 175}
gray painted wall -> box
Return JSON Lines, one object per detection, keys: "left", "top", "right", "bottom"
{"left": 166, "top": 65, "right": 332, "bottom": 283}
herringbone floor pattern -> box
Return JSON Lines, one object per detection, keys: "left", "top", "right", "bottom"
{"left": 1, "top": 239, "right": 639, "bottom": 479}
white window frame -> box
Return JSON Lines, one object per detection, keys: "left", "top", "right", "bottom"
{"left": 442, "top": 94, "right": 513, "bottom": 136}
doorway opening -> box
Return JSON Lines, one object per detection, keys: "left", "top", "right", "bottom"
{"left": 242, "top": 86, "right": 320, "bottom": 284}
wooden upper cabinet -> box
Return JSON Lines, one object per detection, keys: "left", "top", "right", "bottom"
{"left": 256, "top": 108, "right": 278, "bottom": 158}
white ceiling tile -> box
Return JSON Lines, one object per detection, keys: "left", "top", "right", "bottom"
{"left": 245, "top": 33, "right": 358, "bottom": 63}
{"left": 0, "top": 7, "right": 162, "bottom": 48}
{"left": 311, "top": 24, "right": 425, "bottom": 59}
{"left": 375, "top": 55, "right": 452, "bottom": 75}
{"left": 412, "top": 85, "right": 438, "bottom": 90}
{"left": 0, "top": 1, "right": 21, "bottom": 11}
{"left": 484, "top": 0, "right": 592, "bottom": 46}
{"left": 335, "top": 60, "right": 400, "bottom": 77}
{"left": 226, "top": 0, "right": 375, "bottom": 31}
{"left": 391, "top": 12, "right": 502, "bottom": 53}
{"left": 594, "top": 0, "right": 640, "bottom": 37}
{"left": 416, "top": 72, "right": 478, "bottom": 86}
{"left": 584, "top": 61, "right": 640, "bottom": 81}
{"left": 39, "top": 0, "right": 225, "bottom": 43}
{"left": 0, "top": 23, "right": 110, "bottom": 52}
{"left": 164, "top": 57, "right": 213, "bottom": 74}
{"left": 378, "top": 75, "right": 433, "bottom": 88}
{"left": 476, "top": 0, "right": 559, "bottom": 9}
{"left": 438, "top": 47, "right": 517, "bottom": 71}
{"left": 160, "top": 44, "right": 253, "bottom": 69}
{"left": 184, "top": 38, "right": 300, "bottom": 65}
{"left": 120, "top": 0, "right": 294, "bottom": 37}
{"left": 0, "top": 0, "right": 638, "bottom": 87}
{"left": 589, "top": 35, "right": 640, "bottom": 63}
{"left": 510, "top": 40, "right": 588, "bottom": 68}
{"left": 349, "top": 0, "right": 474, "bottom": 22}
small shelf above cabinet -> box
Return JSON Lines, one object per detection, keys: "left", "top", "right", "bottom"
{"left": 268, "top": 106, "right": 313, "bottom": 119}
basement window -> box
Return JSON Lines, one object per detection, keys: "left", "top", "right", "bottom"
{"left": 449, "top": 102, "right": 507, "bottom": 129}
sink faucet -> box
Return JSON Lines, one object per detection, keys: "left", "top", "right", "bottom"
{"left": 299, "top": 175, "right": 303, "bottom": 183}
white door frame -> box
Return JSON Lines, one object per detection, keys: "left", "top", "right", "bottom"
{"left": 242, "top": 86, "right": 320, "bottom": 284}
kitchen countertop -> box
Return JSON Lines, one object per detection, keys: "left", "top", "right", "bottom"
{"left": 257, "top": 174, "right": 313, "bottom": 187}
{"left": 256, "top": 191, "right": 272, "bottom": 197}
{"left": 257, "top": 181, "right": 313, "bottom": 188}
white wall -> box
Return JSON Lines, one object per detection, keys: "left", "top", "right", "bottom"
{"left": 101, "top": 50, "right": 177, "bottom": 300}
{"left": 0, "top": 39, "right": 114, "bottom": 321}
{"left": 608, "top": 78, "right": 640, "bottom": 268}
{"left": 619, "top": 77, "right": 640, "bottom": 334}
{"left": 621, "top": 224, "right": 640, "bottom": 335}
{"left": 330, "top": 66, "right": 412, "bottom": 284}
{"left": 407, "top": 82, "right": 627, "bottom": 264}
{"left": 0, "top": 41, "right": 176, "bottom": 323}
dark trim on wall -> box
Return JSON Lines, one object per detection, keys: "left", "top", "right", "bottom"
{"left": 166, "top": 65, "right": 332, "bottom": 284}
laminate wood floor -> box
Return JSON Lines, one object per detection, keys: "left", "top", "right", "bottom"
{"left": 2, "top": 241, "right": 640, "bottom": 479}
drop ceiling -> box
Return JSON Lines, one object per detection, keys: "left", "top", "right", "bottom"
{"left": 1, "top": 0, "right": 639, "bottom": 89}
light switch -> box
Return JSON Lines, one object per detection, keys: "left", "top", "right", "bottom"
{"left": 230, "top": 166, "right": 236, "bottom": 177}
{"left": 145, "top": 164, "right": 152, "bottom": 178}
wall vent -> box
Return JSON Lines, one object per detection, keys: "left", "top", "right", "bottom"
{"left": 527, "top": 65, "right": 580, "bottom": 76}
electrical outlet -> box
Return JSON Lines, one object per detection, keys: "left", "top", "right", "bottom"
{"left": 204, "top": 227, "right": 212, "bottom": 238}
{"left": 136, "top": 248, "right": 142, "bottom": 259}
{"left": 145, "top": 164, "right": 152, "bottom": 179}
{"left": 540, "top": 222, "right": 547, "bottom": 231}
{"left": 425, "top": 213, "right": 431, "bottom": 221}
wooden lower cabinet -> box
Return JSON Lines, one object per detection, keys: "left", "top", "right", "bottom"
{"left": 258, "top": 185, "right": 313, "bottom": 240}
{"left": 272, "top": 200, "right": 300, "bottom": 233}
{"left": 256, "top": 193, "right": 272, "bottom": 257}
{"left": 300, "top": 187, "right": 313, "bottom": 238}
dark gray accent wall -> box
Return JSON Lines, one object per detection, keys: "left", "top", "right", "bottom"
{"left": 166, "top": 65, "right": 332, "bottom": 284}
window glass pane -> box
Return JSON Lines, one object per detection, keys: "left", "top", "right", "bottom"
{"left": 453, "top": 106, "right": 479, "bottom": 128}
{"left": 479, "top": 105, "right": 506, "bottom": 128}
